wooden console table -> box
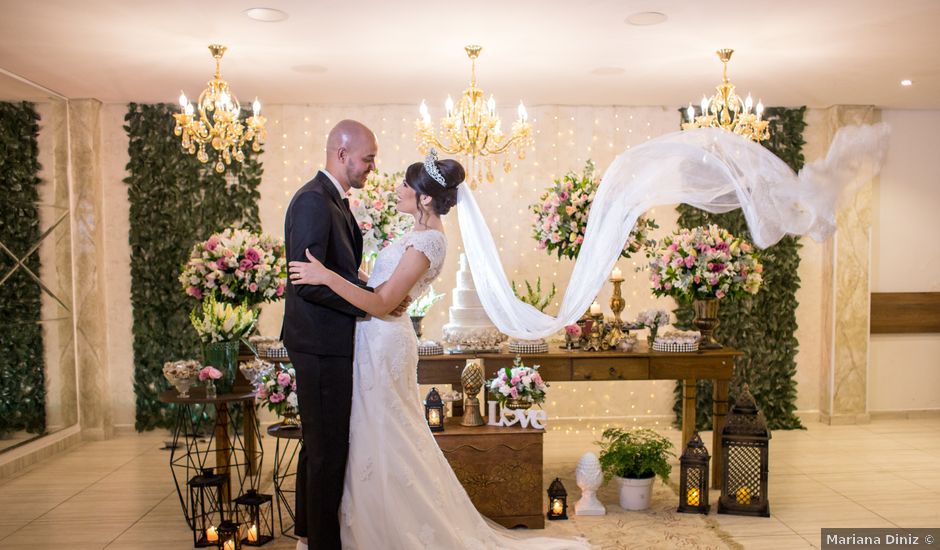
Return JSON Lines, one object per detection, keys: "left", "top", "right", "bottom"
{"left": 418, "top": 345, "right": 740, "bottom": 489}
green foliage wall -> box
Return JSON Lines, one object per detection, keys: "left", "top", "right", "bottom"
{"left": 0, "top": 102, "right": 46, "bottom": 435}
{"left": 673, "top": 107, "right": 808, "bottom": 431}
{"left": 125, "top": 103, "right": 262, "bottom": 431}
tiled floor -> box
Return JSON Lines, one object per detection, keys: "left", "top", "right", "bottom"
{"left": 0, "top": 416, "right": 937, "bottom": 549}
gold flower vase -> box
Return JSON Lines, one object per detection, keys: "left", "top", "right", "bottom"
{"left": 280, "top": 407, "right": 301, "bottom": 428}
{"left": 692, "top": 298, "right": 722, "bottom": 349}
{"left": 505, "top": 398, "right": 533, "bottom": 411}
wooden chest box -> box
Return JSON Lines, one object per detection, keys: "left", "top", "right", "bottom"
{"left": 433, "top": 417, "right": 544, "bottom": 529}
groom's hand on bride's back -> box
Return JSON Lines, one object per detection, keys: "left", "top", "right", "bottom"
{"left": 388, "top": 296, "right": 412, "bottom": 317}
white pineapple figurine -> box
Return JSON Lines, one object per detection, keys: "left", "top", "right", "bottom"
{"left": 575, "top": 452, "right": 605, "bottom": 515}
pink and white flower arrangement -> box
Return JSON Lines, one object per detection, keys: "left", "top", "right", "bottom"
{"left": 198, "top": 366, "right": 222, "bottom": 382}
{"left": 348, "top": 171, "right": 414, "bottom": 259}
{"left": 647, "top": 224, "right": 763, "bottom": 302}
{"left": 180, "top": 227, "right": 286, "bottom": 306}
{"left": 531, "top": 160, "right": 658, "bottom": 260}
{"left": 256, "top": 365, "right": 299, "bottom": 416}
{"left": 564, "top": 324, "right": 582, "bottom": 339}
{"left": 487, "top": 357, "right": 549, "bottom": 406}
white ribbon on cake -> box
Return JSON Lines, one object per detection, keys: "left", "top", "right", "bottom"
{"left": 455, "top": 124, "right": 890, "bottom": 340}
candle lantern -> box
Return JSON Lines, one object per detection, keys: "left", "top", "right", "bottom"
{"left": 677, "top": 432, "right": 711, "bottom": 514}
{"left": 546, "top": 477, "right": 568, "bottom": 520}
{"left": 188, "top": 468, "right": 228, "bottom": 547}
{"left": 234, "top": 489, "right": 274, "bottom": 546}
{"left": 424, "top": 387, "right": 445, "bottom": 432}
{"left": 718, "top": 384, "right": 771, "bottom": 517}
{"left": 217, "top": 520, "right": 240, "bottom": 550}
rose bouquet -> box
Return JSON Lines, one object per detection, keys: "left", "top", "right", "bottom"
{"left": 647, "top": 224, "right": 763, "bottom": 302}
{"left": 180, "top": 227, "right": 286, "bottom": 306}
{"left": 189, "top": 292, "right": 258, "bottom": 343}
{"left": 531, "top": 160, "right": 658, "bottom": 260}
{"left": 487, "top": 356, "right": 549, "bottom": 407}
{"left": 256, "top": 365, "right": 299, "bottom": 419}
{"left": 349, "top": 171, "right": 413, "bottom": 259}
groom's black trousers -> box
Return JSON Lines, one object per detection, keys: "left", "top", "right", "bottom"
{"left": 289, "top": 349, "right": 353, "bottom": 550}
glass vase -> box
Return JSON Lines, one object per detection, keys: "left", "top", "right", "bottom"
{"left": 203, "top": 340, "right": 240, "bottom": 394}
{"left": 410, "top": 316, "right": 424, "bottom": 340}
{"left": 205, "top": 378, "right": 217, "bottom": 399}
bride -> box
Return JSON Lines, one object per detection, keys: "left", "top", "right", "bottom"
{"left": 288, "top": 152, "right": 589, "bottom": 550}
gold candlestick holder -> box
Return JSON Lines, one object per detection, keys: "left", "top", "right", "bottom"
{"left": 584, "top": 313, "right": 608, "bottom": 351}
{"left": 609, "top": 275, "right": 625, "bottom": 327}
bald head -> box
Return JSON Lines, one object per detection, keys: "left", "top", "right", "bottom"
{"left": 325, "top": 120, "right": 377, "bottom": 191}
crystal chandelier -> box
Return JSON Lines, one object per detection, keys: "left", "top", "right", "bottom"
{"left": 682, "top": 49, "right": 770, "bottom": 142}
{"left": 415, "top": 45, "right": 533, "bottom": 188}
{"left": 173, "top": 44, "right": 266, "bottom": 173}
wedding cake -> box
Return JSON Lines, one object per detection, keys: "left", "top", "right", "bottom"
{"left": 443, "top": 254, "right": 506, "bottom": 350}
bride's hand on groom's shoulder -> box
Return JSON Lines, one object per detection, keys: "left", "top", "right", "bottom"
{"left": 289, "top": 249, "right": 330, "bottom": 286}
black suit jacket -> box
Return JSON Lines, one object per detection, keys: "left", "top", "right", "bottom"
{"left": 282, "top": 171, "right": 368, "bottom": 356}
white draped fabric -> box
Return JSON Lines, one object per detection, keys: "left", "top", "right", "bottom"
{"left": 457, "top": 124, "right": 890, "bottom": 340}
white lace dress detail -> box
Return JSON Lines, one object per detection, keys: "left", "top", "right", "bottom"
{"left": 339, "top": 230, "right": 587, "bottom": 550}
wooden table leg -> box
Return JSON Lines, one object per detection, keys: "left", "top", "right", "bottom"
{"left": 244, "top": 403, "right": 258, "bottom": 477}
{"left": 215, "top": 403, "right": 232, "bottom": 503}
{"left": 682, "top": 379, "right": 696, "bottom": 452}
{"left": 712, "top": 379, "right": 730, "bottom": 489}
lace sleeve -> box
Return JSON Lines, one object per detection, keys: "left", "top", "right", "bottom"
{"left": 405, "top": 231, "right": 447, "bottom": 275}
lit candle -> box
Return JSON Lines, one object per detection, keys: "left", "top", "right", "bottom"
{"left": 252, "top": 98, "right": 261, "bottom": 116}
{"left": 551, "top": 498, "right": 563, "bottom": 515}
{"left": 247, "top": 523, "right": 258, "bottom": 542}
{"left": 178, "top": 92, "right": 188, "bottom": 110}
{"left": 517, "top": 101, "right": 528, "bottom": 123}
{"left": 590, "top": 301, "right": 601, "bottom": 316}
{"left": 744, "top": 94, "right": 753, "bottom": 114}
{"left": 205, "top": 526, "right": 218, "bottom": 542}
{"left": 687, "top": 487, "right": 700, "bottom": 506}
{"left": 611, "top": 267, "right": 623, "bottom": 281}
{"left": 445, "top": 95, "right": 454, "bottom": 118}
{"left": 700, "top": 95, "right": 710, "bottom": 116}
{"left": 419, "top": 100, "right": 431, "bottom": 124}
{"left": 735, "top": 486, "right": 751, "bottom": 505}
{"left": 428, "top": 408, "right": 441, "bottom": 426}
{"left": 487, "top": 94, "right": 496, "bottom": 116}
{"left": 223, "top": 540, "right": 235, "bottom": 550}
{"left": 686, "top": 103, "right": 695, "bottom": 123}
{"left": 755, "top": 100, "right": 764, "bottom": 120}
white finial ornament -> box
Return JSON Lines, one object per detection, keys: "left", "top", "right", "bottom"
{"left": 575, "top": 452, "right": 606, "bottom": 515}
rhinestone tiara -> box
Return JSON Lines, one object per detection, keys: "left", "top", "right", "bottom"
{"left": 423, "top": 149, "right": 447, "bottom": 187}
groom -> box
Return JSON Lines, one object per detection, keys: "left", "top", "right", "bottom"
{"left": 282, "top": 120, "right": 408, "bottom": 550}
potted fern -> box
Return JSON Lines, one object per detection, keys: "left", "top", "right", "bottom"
{"left": 508, "top": 278, "right": 557, "bottom": 353}
{"left": 597, "top": 427, "right": 675, "bottom": 511}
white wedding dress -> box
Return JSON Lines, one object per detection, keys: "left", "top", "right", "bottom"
{"left": 340, "top": 229, "right": 588, "bottom": 550}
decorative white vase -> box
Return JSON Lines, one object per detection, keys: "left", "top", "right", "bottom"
{"left": 616, "top": 475, "right": 655, "bottom": 511}
{"left": 575, "top": 452, "right": 605, "bottom": 516}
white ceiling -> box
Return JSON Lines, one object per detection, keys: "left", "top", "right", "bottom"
{"left": 0, "top": 0, "right": 938, "bottom": 109}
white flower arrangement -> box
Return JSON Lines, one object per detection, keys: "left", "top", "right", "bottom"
{"left": 189, "top": 292, "right": 258, "bottom": 343}
{"left": 406, "top": 285, "right": 445, "bottom": 317}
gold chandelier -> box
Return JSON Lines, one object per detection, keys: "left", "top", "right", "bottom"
{"left": 682, "top": 49, "right": 770, "bottom": 142}
{"left": 415, "top": 45, "right": 533, "bottom": 188}
{"left": 173, "top": 44, "right": 266, "bottom": 173}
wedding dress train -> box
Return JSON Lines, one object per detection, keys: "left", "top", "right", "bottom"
{"left": 340, "top": 229, "right": 588, "bottom": 549}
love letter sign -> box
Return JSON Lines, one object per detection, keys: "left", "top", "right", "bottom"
{"left": 487, "top": 401, "right": 548, "bottom": 429}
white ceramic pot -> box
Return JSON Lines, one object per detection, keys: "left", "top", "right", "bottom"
{"left": 616, "top": 475, "right": 655, "bottom": 511}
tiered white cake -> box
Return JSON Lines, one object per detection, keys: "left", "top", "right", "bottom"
{"left": 442, "top": 253, "right": 506, "bottom": 350}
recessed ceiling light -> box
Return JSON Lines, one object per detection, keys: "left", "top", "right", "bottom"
{"left": 590, "top": 67, "right": 626, "bottom": 76}
{"left": 243, "top": 7, "right": 289, "bottom": 22}
{"left": 625, "top": 12, "right": 668, "bottom": 26}
{"left": 900, "top": 79, "right": 913, "bottom": 87}
{"left": 292, "top": 64, "right": 328, "bottom": 75}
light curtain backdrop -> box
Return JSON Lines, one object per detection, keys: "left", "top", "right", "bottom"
{"left": 95, "top": 103, "right": 830, "bottom": 427}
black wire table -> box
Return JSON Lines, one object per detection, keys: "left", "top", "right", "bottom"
{"left": 159, "top": 388, "right": 263, "bottom": 528}
{"left": 267, "top": 423, "right": 303, "bottom": 540}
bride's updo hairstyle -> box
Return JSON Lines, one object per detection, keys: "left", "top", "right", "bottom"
{"left": 405, "top": 156, "right": 465, "bottom": 220}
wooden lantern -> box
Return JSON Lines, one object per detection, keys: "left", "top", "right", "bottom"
{"left": 188, "top": 468, "right": 228, "bottom": 547}
{"left": 425, "top": 387, "right": 445, "bottom": 432}
{"left": 547, "top": 477, "right": 568, "bottom": 520}
{"left": 718, "top": 384, "right": 771, "bottom": 517}
{"left": 677, "top": 432, "right": 711, "bottom": 514}
{"left": 217, "top": 519, "right": 240, "bottom": 550}
{"left": 234, "top": 489, "right": 274, "bottom": 546}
